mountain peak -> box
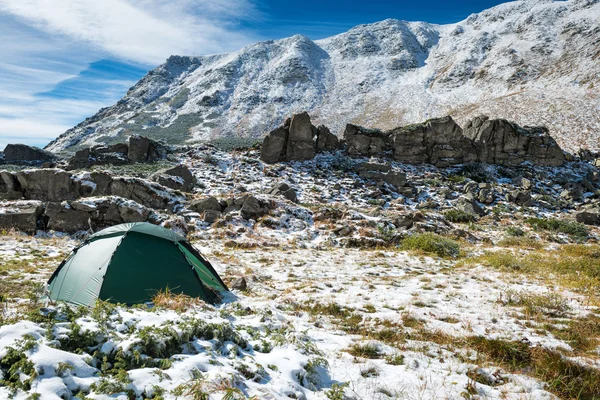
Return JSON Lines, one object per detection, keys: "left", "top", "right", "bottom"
{"left": 45, "top": 0, "right": 600, "bottom": 154}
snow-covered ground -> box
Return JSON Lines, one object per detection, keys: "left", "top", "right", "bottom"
{"left": 0, "top": 233, "right": 598, "bottom": 399}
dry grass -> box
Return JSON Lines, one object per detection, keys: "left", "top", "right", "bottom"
{"left": 151, "top": 289, "right": 206, "bottom": 312}
{"left": 462, "top": 244, "right": 600, "bottom": 305}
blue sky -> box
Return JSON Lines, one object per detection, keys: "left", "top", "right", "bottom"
{"left": 0, "top": 0, "right": 510, "bottom": 150}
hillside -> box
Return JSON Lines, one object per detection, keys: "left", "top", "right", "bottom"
{"left": 45, "top": 0, "right": 600, "bottom": 154}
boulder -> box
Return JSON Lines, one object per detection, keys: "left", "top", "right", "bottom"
{"left": 128, "top": 135, "right": 161, "bottom": 163}
{"left": 390, "top": 116, "right": 477, "bottom": 166}
{"left": 203, "top": 209, "right": 222, "bottom": 224}
{"left": 230, "top": 276, "right": 247, "bottom": 290}
{"left": 16, "top": 169, "right": 77, "bottom": 202}
{"left": 355, "top": 163, "right": 392, "bottom": 173}
{"left": 109, "top": 177, "right": 183, "bottom": 211}
{"left": 316, "top": 125, "right": 339, "bottom": 152}
{"left": 0, "top": 200, "right": 43, "bottom": 233}
{"left": 0, "top": 171, "right": 22, "bottom": 200}
{"left": 344, "top": 124, "right": 390, "bottom": 157}
{"left": 575, "top": 209, "right": 600, "bottom": 226}
{"left": 463, "top": 116, "right": 565, "bottom": 167}
{"left": 240, "top": 195, "right": 269, "bottom": 220}
{"left": 286, "top": 112, "right": 315, "bottom": 161}
{"left": 268, "top": 183, "right": 297, "bottom": 203}
{"left": 189, "top": 196, "right": 222, "bottom": 213}
{"left": 359, "top": 170, "right": 406, "bottom": 189}
{"left": 67, "top": 148, "right": 92, "bottom": 169}
{"left": 45, "top": 196, "right": 150, "bottom": 233}
{"left": 456, "top": 196, "right": 485, "bottom": 217}
{"left": 152, "top": 165, "right": 195, "bottom": 192}
{"left": 3, "top": 144, "right": 55, "bottom": 163}
{"left": 506, "top": 190, "right": 532, "bottom": 207}
{"left": 92, "top": 143, "right": 129, "bottom": 154}
{"left": 45, "top": 201, "right": 92, "bottom": 232}
{"left": 260, "top": 127, "right": 288, "bottom": 164}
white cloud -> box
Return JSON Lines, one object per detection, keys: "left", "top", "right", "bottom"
{"left": 0, "top": 0, "right": 260, "bottom": 64}
{"left": 0, "top": 0, "right": 261, "bottom": 150}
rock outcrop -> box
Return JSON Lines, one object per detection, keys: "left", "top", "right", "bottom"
{"left": 463, "top": 116, "right": 566, "bottom": 167}
{"left": 0, "top": 168, "right": 185, "bottom": 213}
{"left": 261, "top": 112, "right": 341, "bottom": 163}
{"left": 344, "top": 115, "right": 565, "bottom": 167}
{"left": 3, "top": 144, "right": 56, "bottom": 164}
{"left": 67, "top": 143, "right": 129, "bottom": 170}
{"left": 44, "top": 197, "right": 151, "bottom": 233}
{"left": 16, "top": 169, "right": 78, "bottom": 202}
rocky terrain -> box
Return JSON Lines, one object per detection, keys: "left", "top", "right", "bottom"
{"left": 1, "top": 112, "right": 600, "bottom": 399}
{"left": 44, "top": 0, "right": 600, "bottom": 155}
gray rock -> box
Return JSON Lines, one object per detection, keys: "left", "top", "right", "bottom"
{"left": 16, "top": 169, "right": 77, "bottom": 202}
{"left": 463, "top": 181, "right": 479, "bottom": 193}
{"left": 391, "top": 116, "right": 476, "bottom": 166}
{"left": 316, "top": 125, "right": 339, "bottom": 152}
{"left": 203, "top": 209, "right": 222, "bottom": 224}
{"left": 260, "top": 127, "right": 288, "bottom": 164}
{"left": 0, "top": 171, "right": 22, "bottom": 200}
{"left": 3, "top": 144, "right": 55, "bottom": 163}
{"left": 85, "top": 171, "right": 113, "bottom": 196}
{"left": 506, "top": 190, "right": 532, "bottom": 207}
{"left": 230, "top": 276, "right": 247, "bottom": 290}
{"left": 67, "top": 148, "right": 91, "bottom": 169}
{"left": 92, "top": 143, "right": 128, "bottom": 154}
{"left": 344, "top": 124, "right": 390, "bottom": 157}
{"left": 240, "top": 195, "right": 268, "bottom": 220}
{"left": 128, "top": 135, "right": 160, "bottom": 163}
{"left": 463, "top": 116, "right": 565, "bottom": 167}
{"left": 0, "top": 200, "right": 42, "bottom": 233}
{"left": 268, "top": 183, "right": 297, "bottom": 203}
{"left": 286, "top": 112, "right": 315, "bottom": 161}
{"left": 576, "top": 209, "right": 600, "bottom": 226}
{"left": 45, "top": 196, "right": 150, "bottom": 233}
{"left": 45, "top": 201, "right": 92, "bottom": 233}
{"left": 359, "top": 170, "right": 406, "bottom": 189}
{"left": 456, "top": 196, "right": 486, "bottom": 216}
{"left": 189, "top": 196, "right": 222, "bottom": 213}
{"left": 355, "top": 162, "right": 392, "bottom": 173}
{"left": 109, "top": 177, "right": 183, "bottom": 211}
{"left": 153, "top": 165, "right": 195, "bottom": 192}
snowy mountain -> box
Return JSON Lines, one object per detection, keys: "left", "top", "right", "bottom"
{"left": 45, "top": 0, "right": 600, "bottom": 154}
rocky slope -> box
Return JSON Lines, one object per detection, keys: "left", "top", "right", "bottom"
{"left": 1, "top": 140, "right": 600, "bottom": 398}
{"left": 45, "top": 0, "right": 600, "bottom": 154}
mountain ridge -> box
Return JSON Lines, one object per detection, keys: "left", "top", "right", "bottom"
{"left": 45, "top": 0, "right": 600, "bottom": 153}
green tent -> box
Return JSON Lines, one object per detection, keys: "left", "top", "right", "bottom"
{"left": 47, "top": 222, "right": 228, "bottom": 306}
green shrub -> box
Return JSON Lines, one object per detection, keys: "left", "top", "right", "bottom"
{"left": 525, "top": 218, "right": 588, "bottom": 241}
{"left": 400, "top": 233, "right": 460, "bottom": 258}
{"left": 506, "top": 226, "right": 525, "bottom": 237}
{"left": 444, "top": 209, "right": 478, "bottom": 223}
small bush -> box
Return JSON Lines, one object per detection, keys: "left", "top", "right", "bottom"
{"left": 400, "top": 233, "right": 460, "bottom": 258}
{"left": 505, "top": 226, "right": 525, "bottom": 237}
{"left": 525, "top": 218, "right": 588, "bottom": 241}
{"left": 444, "top": 209, "right": 478, "bottom": 223}
{"left": 347, "top": 342, "right": 382, "bottom": 359}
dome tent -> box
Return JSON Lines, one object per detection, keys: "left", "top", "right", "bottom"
{"left": 47, "top": 222, "right": 228, "bottom": 306}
